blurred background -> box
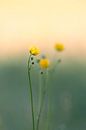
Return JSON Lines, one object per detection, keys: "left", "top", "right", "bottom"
{"left": 0, "top": 0, "right": 86, "bottom": 130}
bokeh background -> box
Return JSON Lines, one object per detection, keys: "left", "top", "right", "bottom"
{"left": 0, "top": 0, "right": 86, "bottom": 130}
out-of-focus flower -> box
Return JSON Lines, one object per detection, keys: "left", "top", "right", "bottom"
{"left": 55, "top": 43, "right": 64, "bottom": 52}
{"left": 39, "top": 58, "right": 49, "bottom": 69}
{"left": 29, "top": 47, "right": 40, "bottom": 56}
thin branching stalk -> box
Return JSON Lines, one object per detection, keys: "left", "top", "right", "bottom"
{"left": 36, "top": 91, "right": 45, "bottom": 130}
{"left": 36, "top": 70, "right": 48, "bottom": 130}
{"left": 36, "top": 71, "right": 42, "bottom": 129}
{"left": 28, "top": 54, "right": 35, "bottom": 130}
{"left": 46, "top": 70, "right": 52, "bottom": 130}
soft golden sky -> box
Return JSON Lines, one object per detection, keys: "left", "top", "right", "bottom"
{"left": 0, "top": 0, "right": 86, "bottom": 59}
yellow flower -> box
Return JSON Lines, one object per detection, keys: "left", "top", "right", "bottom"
{"left": 55, "top": 43, "right": 64, "bottom": 52}
{"left": 29, "top": 47, "right": 40, "bottom": 56}
{"left": 39, "top": 58, "right": 49, "bottom": 69}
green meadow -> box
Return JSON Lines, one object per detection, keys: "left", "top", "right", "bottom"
{"left": 0, "top": 57, "right": 86, "bottom": 130}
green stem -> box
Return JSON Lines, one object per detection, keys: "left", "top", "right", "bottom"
{"left": 46, "top": 72, "right": 51, "bottom": 130}
{"left": 28, "top": 54, "right": 35, "bottom": 130}
{"left": 36, "top": 70, "right": 48, "bottom": 130}
{"left": 36, "top": 73, "right": 42, "bottom": 130}
{"left": 36, "top": 88, "right": 46, "bottom": 130}
{"left": 46, "top": 69, "right": 55, "bottom": 130}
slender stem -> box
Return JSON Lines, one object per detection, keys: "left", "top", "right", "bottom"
{"left": 36, "top": 70, "right": 48, "bottom": 130}
{"left": 36, "top": 89, "right": 46, "bottom": 130}
{"left": 36, "top": 72, "right": 42, "bottom": 130}
{"left": 50, "top": 59, "right": 61, "bottom": 74}
{"left": 28, "top": 54, "right": 35, "bottom": 130}
{"left": 46, "top": 71, "right": 51, "bottom": 130}
{"left": 46, "top": 69, "right": 54, "bottom": 130}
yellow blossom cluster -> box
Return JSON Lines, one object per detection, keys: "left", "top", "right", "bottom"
{"left": 29, "top": 43, "right": 64, "bottom": 69}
